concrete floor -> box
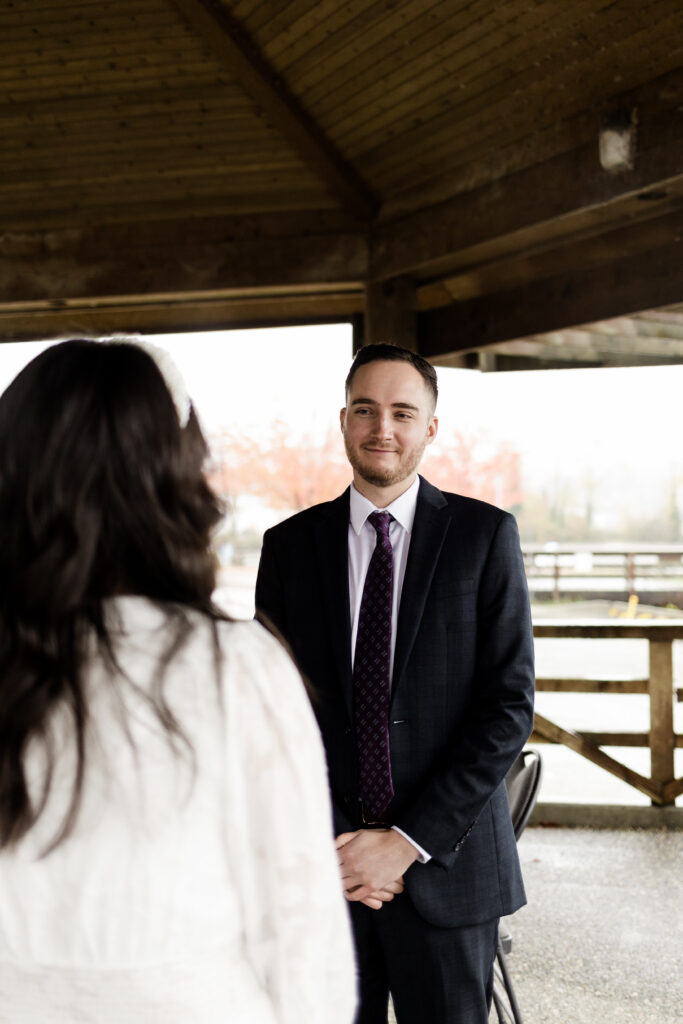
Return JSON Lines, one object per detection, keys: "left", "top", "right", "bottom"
{"left": 497, "top": 826, "right": 682, "bottom": 1024}
{"left": 386, "top": 827, "right": 682, "bottom": 1024}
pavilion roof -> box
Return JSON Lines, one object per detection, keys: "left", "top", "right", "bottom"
{"left": 2, "top": 0, "right": 683, "bottom": 367}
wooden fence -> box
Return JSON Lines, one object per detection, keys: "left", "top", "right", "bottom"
{"left": 532, "top": 621, "right": 683, "bottom": 807}
{"left": 524, "top": 544, "right": 683, "bottom": 601}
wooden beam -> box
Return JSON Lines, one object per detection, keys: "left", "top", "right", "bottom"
{"left": 0, "top": 218, "right": 369, "bottom": 303}
{"left": 533, "top": 733, "right": 683, "bottom": 751}
{"left": 418, "top": 238, "right": 683, "bottom": 358}
{"left": 531, "top": 731, "right": 651, "bottom": 748}
{"left": 463, "top": 351, "right": 683, "bottom": 372}
{"left": 0, "top": 291, "right": 363, "bottom": 343}
{"left": 533, "top": 622, "right": 683, "bottom": 641}
{"left": 374, "top": 66, "right": 683, "bottom": 281}
{"left": 0, "top": 187, "right": 364, "bottom": 231}
{"left": 416, "top": 207, "right": 683, "bottom": 307}
{"left": 166, "top": 0, "right": 377, "bottom": 220}
{"left": 532, "top": 712, "right": 663, "bottom": 804}
{"left": 490, "top": 332, "right": 683, "bottom": 361}
{"left": 535, "top": 678, "right": 650, "bottom": 694}
{"left": 465, "top": 332, "right": 683, "bottom": 371}
{"left": 662, "top": 778, "right": 683, "bottom": 803}
{"left": 375, "top": 154, "right": 683, "bottom": 284}
{"left": 364, "top": 277, "right": 417, "bottom": 350}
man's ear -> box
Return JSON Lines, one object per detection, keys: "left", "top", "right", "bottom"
{"left": 339, "top": 407, "right": 346, "bottom": 431}
{"left": 426, "top": 416, "right": 438, "bottom": 445}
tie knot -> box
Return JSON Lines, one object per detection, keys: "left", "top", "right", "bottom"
{"left": 368, "top": 510, "right": 393, "bottom": 540}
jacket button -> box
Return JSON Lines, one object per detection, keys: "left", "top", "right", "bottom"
{"left": 344, "top": 725, "right": 352, "bottom": 735}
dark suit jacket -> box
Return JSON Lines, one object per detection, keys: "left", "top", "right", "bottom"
{"left": 255, "top": 476, "right": 535, "bottom": 928}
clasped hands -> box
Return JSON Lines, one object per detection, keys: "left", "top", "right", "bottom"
{"left": 335, "top": 828, "right": 418, "bottom": 910}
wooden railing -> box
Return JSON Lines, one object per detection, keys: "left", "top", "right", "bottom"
{"left": 524, "top": 544, "right": 683, "bottom": 600}
{"left": 532, "top": 621, "right": 683, "bottom": 807}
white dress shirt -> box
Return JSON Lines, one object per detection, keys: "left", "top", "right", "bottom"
{"left": 347, "top": 477, "right": 430, "bottom": 862}
{"left": 348, "top": 477, "right": 419, "bottom": 679}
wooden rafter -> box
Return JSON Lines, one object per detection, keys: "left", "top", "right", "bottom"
{"left": 466, "top": 329, "right": 683, "bottom": 371}
{"left": 3, "top": 1, "right": 683, "bottom": 356}
{"left": 166, "top": 0, "right": 377, "bottom": 220}
{"left": 416, "top": 208, "right": 683, "bottom": 308}
{"left": 462, "top": 350, "right": 683, "bottom": 373}
{"left": 374, "top": 63, "right": 683, "bottom": 283}
{"left": 375, "top": 157, "right": 683, "bottom": 287}
{"left": 418, "top": 237, "right": 683, "bottom": 359}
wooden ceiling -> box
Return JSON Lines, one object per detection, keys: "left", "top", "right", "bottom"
{"left": 2, "top": 0, "right": 683, "bottom": 368}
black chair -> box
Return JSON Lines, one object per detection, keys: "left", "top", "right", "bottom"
{"left": 491, "top": 748, "right": 543, "bottom": 1024}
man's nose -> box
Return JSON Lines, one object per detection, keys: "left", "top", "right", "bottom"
{"left": 374, "top": 413, "right": 393, "bottom": 438}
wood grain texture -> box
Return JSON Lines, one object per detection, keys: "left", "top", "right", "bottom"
{"left": 3, "top": 0, "right": 683, "bottom": 357}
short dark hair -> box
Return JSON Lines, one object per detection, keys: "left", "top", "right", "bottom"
{"left": 345, "top": 343, "right": 438, "bottom": 407}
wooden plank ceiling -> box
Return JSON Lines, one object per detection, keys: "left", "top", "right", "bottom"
{"left": 2, "top": 0, "right": 683, "bottom": 368}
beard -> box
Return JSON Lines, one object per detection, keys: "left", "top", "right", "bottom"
{"left": 344, "top": 436, "right": 428, "bottom": 489}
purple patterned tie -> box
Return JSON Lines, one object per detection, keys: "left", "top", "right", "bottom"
{"left": 353, "top": 510, "right": 395, "bottom": 819}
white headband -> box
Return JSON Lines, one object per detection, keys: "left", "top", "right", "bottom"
{"left": 100, "top": 336, "right": 192, "bottom": 427}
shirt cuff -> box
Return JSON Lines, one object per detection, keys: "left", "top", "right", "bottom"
{"left": 391, "top": 825, "right": 431, "bottom": 863}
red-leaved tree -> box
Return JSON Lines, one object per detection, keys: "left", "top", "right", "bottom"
{"left": 209, "top": 421, "right": 351, "bottom": 512}
{"left": 422, "top": 431, "right": 523, "bottom": 508}
{"left": 210, "top": 424, "right": 522, "bottom": 513}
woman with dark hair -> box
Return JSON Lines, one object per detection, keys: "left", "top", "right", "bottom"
{"left": 0, "top": 339, "right": 356, "bottom": 1023}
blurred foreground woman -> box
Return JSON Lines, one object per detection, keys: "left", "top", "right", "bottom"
{"left": 0, "top": 340, "right": 356, "bottom": 1024}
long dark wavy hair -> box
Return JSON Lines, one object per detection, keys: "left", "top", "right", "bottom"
{"left": 0, "top": 339, "right": 225, "bottom": 851}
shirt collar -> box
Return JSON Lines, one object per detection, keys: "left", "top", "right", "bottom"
{"left": 349, "top": 476, "right": 420, "bottom": 536}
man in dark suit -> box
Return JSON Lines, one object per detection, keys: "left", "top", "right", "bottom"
{"left": 255, "top": 344, "right": 535, "bottom": 1023}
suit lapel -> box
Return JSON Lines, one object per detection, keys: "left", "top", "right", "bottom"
{"left": 314, "top": 489, "right": 354, "bottom": 718}
{"left": 392, "top": 477, "right": 450, "bottom": 696}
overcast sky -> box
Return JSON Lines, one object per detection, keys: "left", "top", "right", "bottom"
{"left": 3, "top": 324, "right": 682, "bottom": 518}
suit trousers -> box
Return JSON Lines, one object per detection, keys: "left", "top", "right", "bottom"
{"left": 350, "top": 897, "right": 498, "bottom": 1024}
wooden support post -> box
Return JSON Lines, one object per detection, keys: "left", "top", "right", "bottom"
{"left": 648, "top": 639, "right": 675, "bottom": 805}
{"left": 351, "top": 313, "right": 365, "bottom": 355}
{"left": 553, "top": 555, "right": 560, "bottom": 601}
{"left": 364, "top": 278, "right": 417, "bottom": 351}
{"left": 626, "top": 552, "right": 636, "bottom": 595}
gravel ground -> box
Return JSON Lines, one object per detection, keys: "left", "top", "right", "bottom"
{"left": 385, "top": 827, "right": 682, "bottom": 1023}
